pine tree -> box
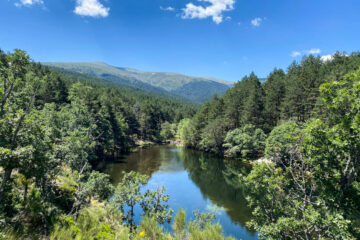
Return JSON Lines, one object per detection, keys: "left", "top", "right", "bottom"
{"left": 263, "top": 68, "right": 286, "bottom": 131}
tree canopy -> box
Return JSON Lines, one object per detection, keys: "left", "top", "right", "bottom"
{"left": 244, "top": 68, "right": 360, "bottom": 239}
{"left": 180, "top": 52, "right": 360, "bottom": 156}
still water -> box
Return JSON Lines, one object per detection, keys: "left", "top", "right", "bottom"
{"left": 102, "top": 145, "right": 259, "bottom": 240}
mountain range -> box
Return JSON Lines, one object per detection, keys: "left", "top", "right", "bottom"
{"left": 43, "top": 62, "right": 234, "bottom": 103}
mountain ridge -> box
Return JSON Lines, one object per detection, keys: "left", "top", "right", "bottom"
{"left": 43, "top": 62, "right": 233, "bottom": 102}
{"left": 50, "top": 61, "right": 233, "bottom": 85}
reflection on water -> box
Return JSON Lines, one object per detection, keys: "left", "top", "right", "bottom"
{"left": 102, "top": 145, "right": 259, "bottom": 240}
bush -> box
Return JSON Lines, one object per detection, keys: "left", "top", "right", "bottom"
{"left": 264, "top": 120, "right": 303, "bottom": 162}
{"left": 199, "top": 118, "right": 228, "bottom": 154}
{"left": 159, "top": 121, "right": 176, "bottom": 140}
{"left": 177, "top": 118, "right": 197, "bottom": 147}
{"left": 223, "top": 124, "right": 266, "bottom": 159}
{"left": 50, "top": 201, "right": 130, "bottom": 240}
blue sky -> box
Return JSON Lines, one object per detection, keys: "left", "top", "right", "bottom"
{"left": 0, "top": 0, "right": 359, "bottom": 81}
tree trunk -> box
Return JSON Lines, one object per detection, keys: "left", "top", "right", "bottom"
{"left": 0, "top": 168, "right": 13, "bottom": 202}
{"left": 23, "top": 183, "right": 28, "bottom": 206}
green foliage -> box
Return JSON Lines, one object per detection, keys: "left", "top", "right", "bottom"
{"left": 135, "top": 210, "right": 234, "bottom": 240}
{"left": 170, "top": 209, "right": 235, "bottom": 240}
{"left": 199, "top": 118, "right": 228, "bottom": 154}
{"left": 111, "top": 171, "right": 149, "bottom": 231}
{"left": 281, "top": 56, "right": 325, "bottom": 121}
{"left": 160, "top": 121, "right": 176, "bottom": 140}
{"left": 0, "top": 49, "right": 196, "bottom": 239}
{"left": 187, "top": 210, "right": 234, "bottom": 240}
{"left": 187, "top": 222, "right": 234, "bottom": 240}
{"left": 262, "top": 69, "right": 286, "bottom": 131}
{"left": 111, "top": 171, "right": 173, "bottom": 231}
{"left": 244, "top": 68, "right": 360, "bottom": 239}
{"left": 177, "top": 118, "right": 196, "bottom": 147}
{"left": 137, "top": 216, "right": 168, "bottom": 240}
{"left": 48, "top": 206, "right": 233, "bottom": 240}
{"left": 84, "top": 171, "right": 115, "bottom": 200}
{"left": 72, "top": 171, "right": 114, "bottom": 214}
{"left": 172, "top": 209, "right": 186, "bottom": 237}
{"left": 189, "top": 210, "right": 216, "bottom": 230}
{"left": 264, "top": 120, "right": 303, "bottom": 161}
{"left": 179, "top": 52, "right": 360, "bottom": 160}
{"left": 50, "top": 202, "right": 130, "bottom": 240}
{"left": 2, "top": 48, "right": 360, "bottom": 240}
{"left": 303, "top": 68, "right": 360, "bottom": 228}
{"left": 223, "top": 124, "right": 266, "bottom": 158}
{"left": 245, "top": 159, "right": 354, "bottom": 239}
{"left": 141, "top": 186, "right": 173, "bottom": 224}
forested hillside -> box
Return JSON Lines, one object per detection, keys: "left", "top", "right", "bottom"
{"left": 179, "top": 52, "right": 360, "bottom": 155}
{"left": 43, "top": 62, "right": 233, "bottom": 103}
{"left": 49, "top": 66, "right": 199, "bottom": 121}
{"left": 177, "top": 52, "right": 360, "bottom": 239}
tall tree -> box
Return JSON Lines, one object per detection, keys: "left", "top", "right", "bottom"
{"left": 240, "top": 72, "right": 264, "bottom": 128}
{"left": 263, "top": 68, "right": 286, "bottom": 131}
{"left": 282, "top": 56, "right": 323, "bottom": 121}
{"left": 0, "top": 50, "right": 44, "bottom": 202}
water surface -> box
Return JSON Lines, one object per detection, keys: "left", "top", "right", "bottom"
{"left": 103, "top": 145, "right": 259, "bottom": 240}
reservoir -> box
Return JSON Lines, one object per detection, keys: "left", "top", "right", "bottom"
{"left": 102, "top": 145, "right": 259, "bottom": 240}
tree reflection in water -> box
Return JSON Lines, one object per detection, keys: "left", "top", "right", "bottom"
{"left": 102, "top": 145, "right": 258, "bottom": 239}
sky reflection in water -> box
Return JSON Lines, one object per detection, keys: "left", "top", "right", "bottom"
{"left": 103, "top": 145, "right": 259, "bottom": 240}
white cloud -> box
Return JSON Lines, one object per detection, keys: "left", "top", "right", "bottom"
{"left": 160, "top": 6, "right": 175, "bottom": 11}
{"left": 320, "top": 54, "right": 333, "bottom": 62}
{"left": 291, "top": 48, "right": 322, "bottom": 57}
{"left": 74, "top": 0, "right": 109, "bottom": 18}
{"left": 181, "top": 0, "right": 235, "bottom": 24}
{"left": 320, "top": 52, "right": 348, "bottom": 62}
{"left": 291, "top": 51, "right": 301, "bottom": 57}
{"left": 251, "top": 17, "right": 262, "bottom": 27}
{"left": 15, "top": 0, "right": 43, "bottom": 7}
{"left": 306, "top": 48, "right": 321, "bottom": 54}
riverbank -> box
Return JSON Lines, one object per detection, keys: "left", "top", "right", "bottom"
{"left": 254, "top": 157, "right": 272, "bottom": 164}
{"left": 134, "top": 139, "right": 183, "bottom": 150}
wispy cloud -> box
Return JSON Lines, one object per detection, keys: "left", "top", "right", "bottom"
{"left": 160, "top": 6, "right": 175, "bottom": 12}
{"left": 291, "top": 48, "right": 322, "bottom": 57}
{"left": 15, "top": 0, "right": 43, "bottom": 7}
{"left": 74, "top": 0, "right": 110, "bottom": 18}
{"left": 251, "top": 17, "right": 262, "bottom": 27}
{"left": 306, "top": 48, "right": 321, "bottom": 54}
{"left": 181, "top": 0, "right": 235, "bottom": 24}
{"left": 291, "top": 51, "right": 301, "bottom": 57}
